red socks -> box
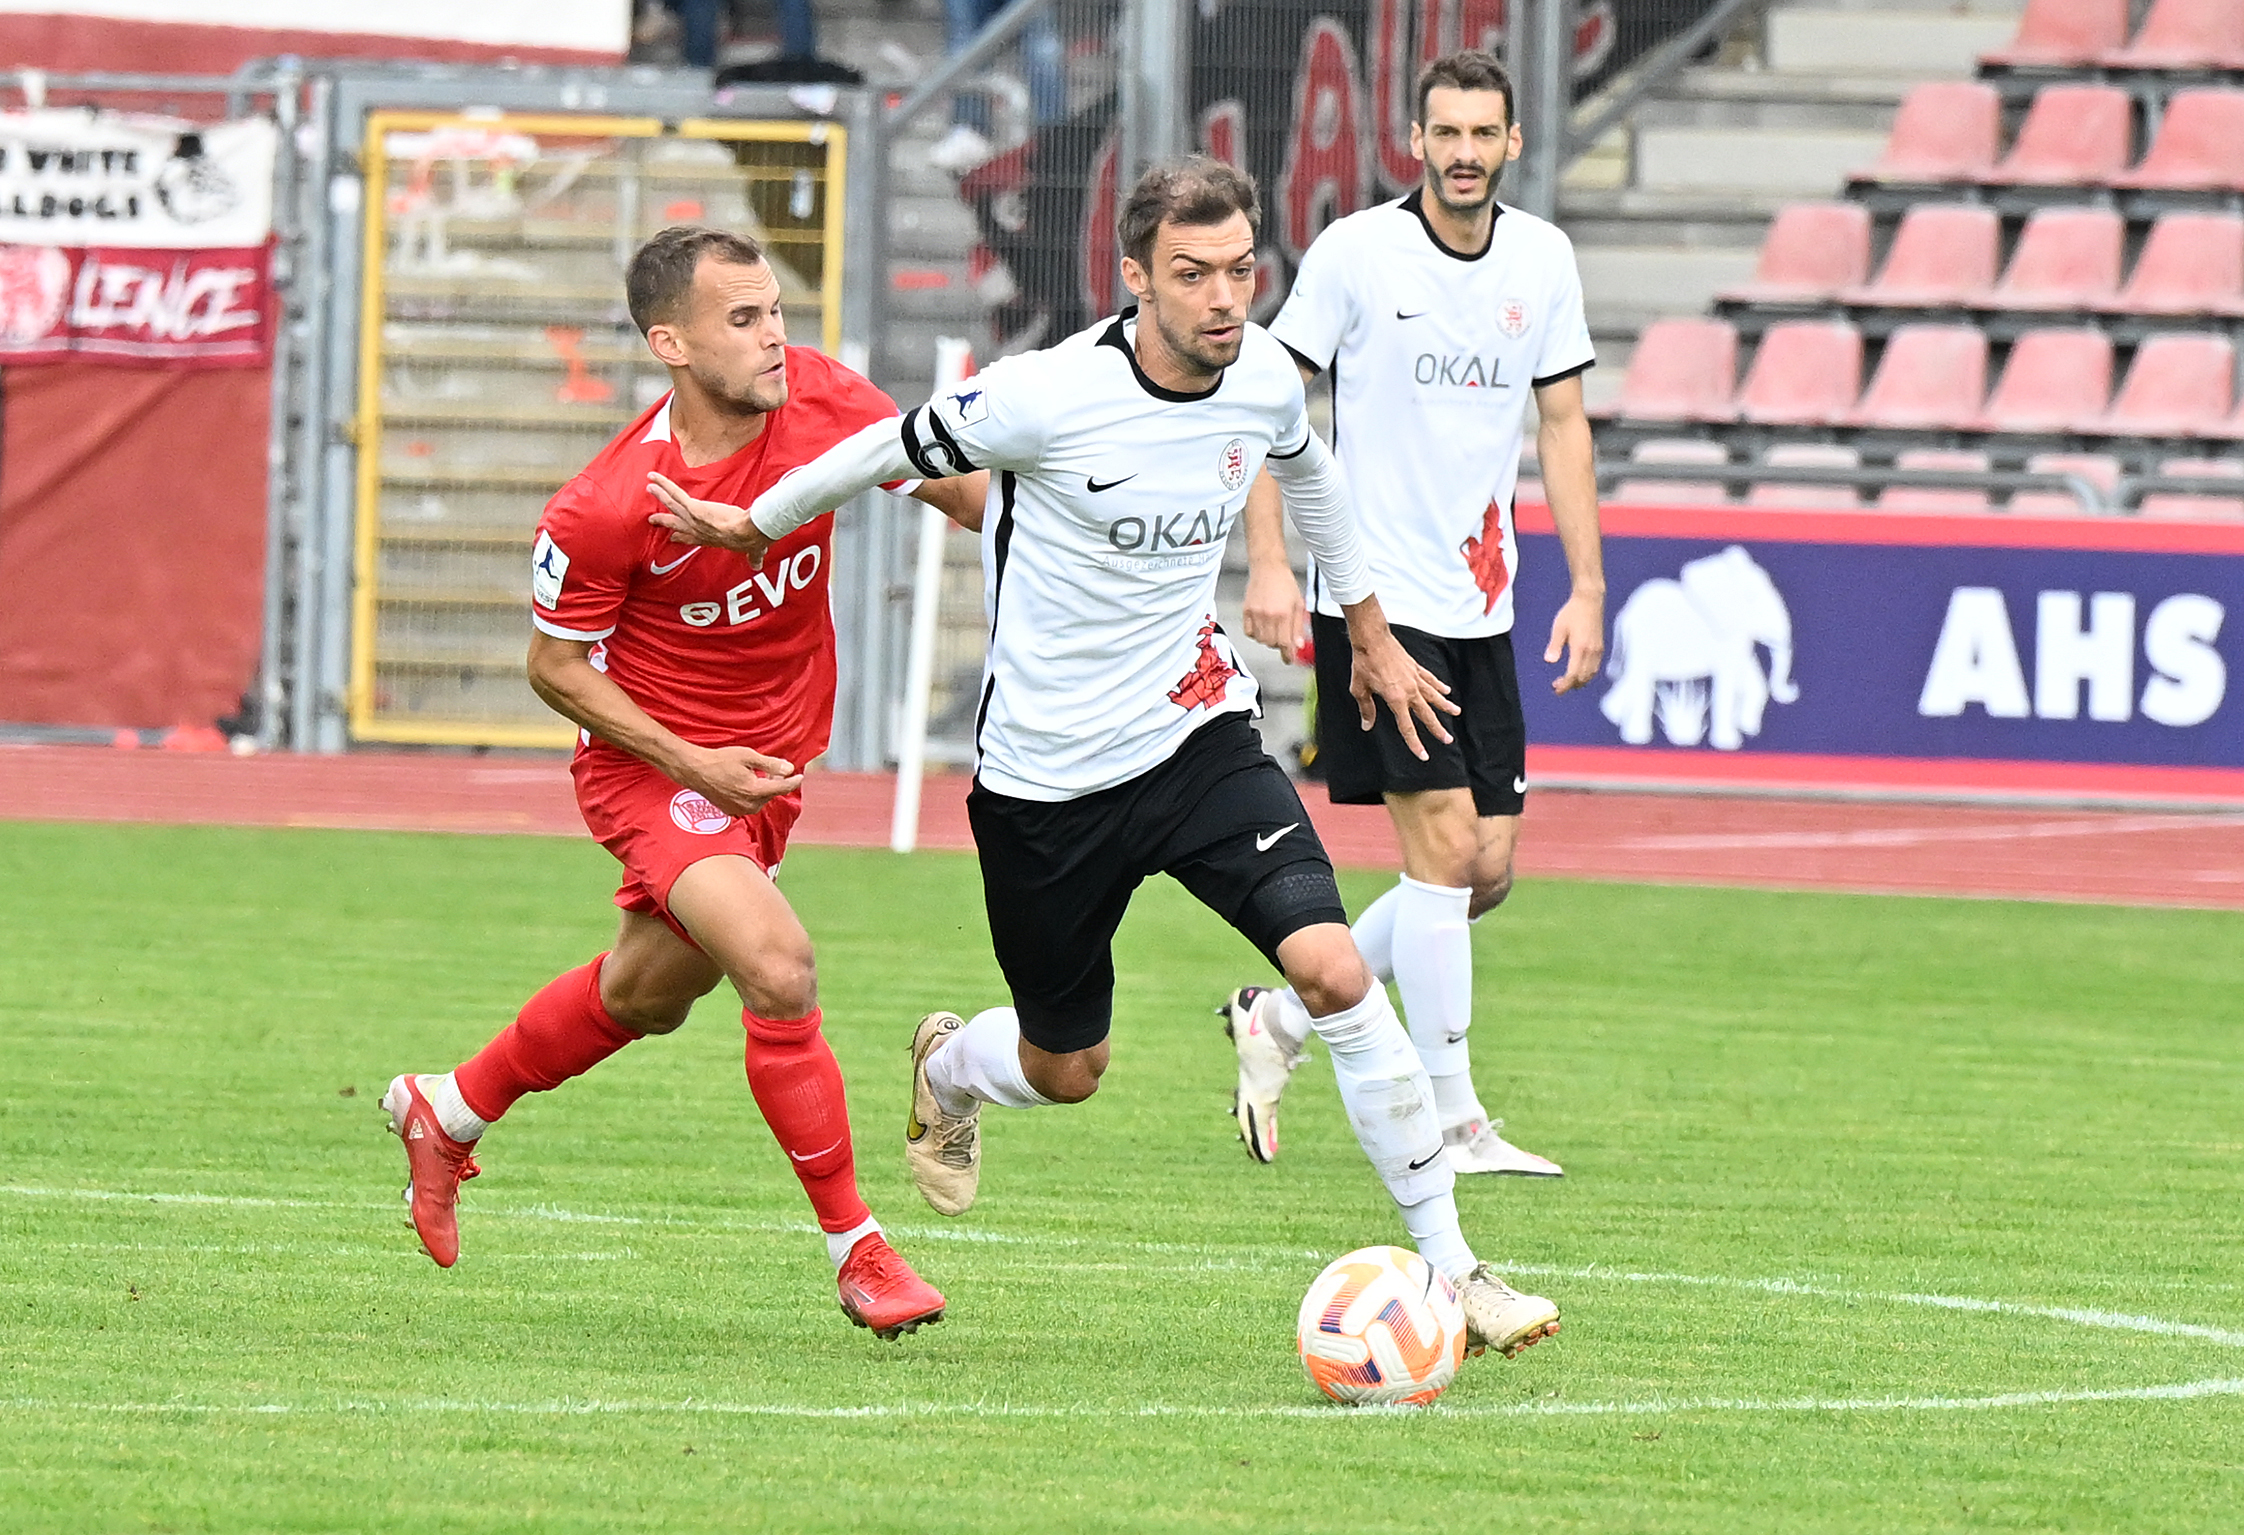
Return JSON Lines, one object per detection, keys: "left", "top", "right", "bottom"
{"left": 455, "top": 956, "right": 639, "bottom": 1123}
{"left": 742, "top": 1008, "right": 871, "bottom": 1235}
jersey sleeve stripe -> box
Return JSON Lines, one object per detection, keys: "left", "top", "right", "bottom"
{"left": 1277, "top": 339, "right": 1325, "bottom": 376}
{"left": 531, "top": 614, "right": 616, "bottom": 642}
{"left": 899, "top": 407, "right": 948, "bottom": 479}
{"left": 1531, "top": 359, "right": 1595, "bottom": 389}
{"left": 1268, "top": 435, "right": 1311, "bottom": 460}
{"left": 921, "top": 406, "right": 980, "bottom": 475}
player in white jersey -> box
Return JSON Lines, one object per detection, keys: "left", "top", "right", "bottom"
{"left": 646, "top": 157, "right": 1562, "bottom": 1359}
{"left": 1218, "top": 51, "right": 1607, "bottom": 1180}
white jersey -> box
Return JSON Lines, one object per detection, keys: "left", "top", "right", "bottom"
{"left": 899, "top": 315, "right": 1316, "bottom": 802}
{"left": 1271, "top": 192, "right": 1594, "bottom": 638}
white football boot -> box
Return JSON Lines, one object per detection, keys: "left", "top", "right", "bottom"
{"left": 906, "top": 1011, "right": 981, "bottom": 1216}
{"left": 1216, "top": 985, "right": 1307, "bottom": 1163}
{"left": 1443, "top": 1117, "right": 1564, "bottom": 1177}
{"left": 1459, "top": 1265, "right": 1561, "bottom": 1358}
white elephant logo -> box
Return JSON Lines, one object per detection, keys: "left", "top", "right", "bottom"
{"left": 1600, "top": 545, "right": 1799, "bottom": 750}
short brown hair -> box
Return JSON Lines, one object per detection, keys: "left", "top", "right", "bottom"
{"left": 1117, "top": 155, "right": 1261, "bottom": 268}
{"left": 1416, "top": 49, "right": 1514, "bottom": 127}
{"left": 625, "top": 225, "right": 767, "bottom": 333}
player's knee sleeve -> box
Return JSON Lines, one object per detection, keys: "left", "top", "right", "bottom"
{"left": 1310, "top": 988, "right": 1451, "bottom": 1208}
{"left": 741, "top": 1007, "right": 823, "bottom": 1047}
{"left": 1237, "top": 863, "right": 1349, "bottom": 966}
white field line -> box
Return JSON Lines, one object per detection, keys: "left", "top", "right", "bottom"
{"left": 1621, "top": 814, "right": 2244, "bottom": 855}
{"left": 9, "top": 1182, "right": 2242, "bottom": 1349}
{"left": 4, "top": 1378, "right": 2241, "bottom": 1422}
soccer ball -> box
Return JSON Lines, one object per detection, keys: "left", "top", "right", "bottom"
{"left": 1296, "top": 1245, "right": 1467, "bottom": 1406}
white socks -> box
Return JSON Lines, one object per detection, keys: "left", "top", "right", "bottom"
{"left": 425, "top": 1073, "right": 489, "bottom": 1143}
{"left": 1349, "top": 884, "right": 1401, "bottom": 982}
{"left": 1391, "top": 876, "right": 1473, "bottom": 1081}
{"left": 1399, "top": 1192, "right": 1477, "bottom": 1284}
{"left": 926, "top": 1006, "right": 1055, "bottom": 1117}
{"left": 825, "top": 1213, "right": 882, "bottom": 1269}
{"left": 1307, "top": 983, "right": 1458, "bottom": 1220}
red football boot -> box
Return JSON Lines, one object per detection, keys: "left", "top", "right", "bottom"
{"left": 381, "top": 1074, "right": 481, "bottom": 1268}
{"left": 836, "top": 1232, "right": 946, "bottom": 1339}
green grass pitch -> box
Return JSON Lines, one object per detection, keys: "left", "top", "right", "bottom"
{"left": 1, "top": 819, "right": 2239, "bottom": 1533}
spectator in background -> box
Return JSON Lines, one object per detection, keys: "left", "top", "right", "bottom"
{"left": 643, "top": 0, "right": 823, "bottom": 72}
{"left": 927, "top": 0, "right": 1066, "bottom": 172}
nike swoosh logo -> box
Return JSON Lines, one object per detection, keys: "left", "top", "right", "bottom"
{"left": 1513, "top": 776, "right": 1528, "bottom": 795}
{"left": 1396, "top": 310, "right": 1426, "bottom": 320}
{"left": 1407, "top": 1150, "right": 1441, "bottom": 1170}
{"left": 1254, "top": 823, "right": 1299, "bottom": 853}
{"left": 1086, "top": 474, "right": 1137, "bottom": 493}
{"left": 790, "top": 1136, "right": 846, "bottom": 1163}
{"left": 650, "top": 548, "right": 700, "bottom": 575}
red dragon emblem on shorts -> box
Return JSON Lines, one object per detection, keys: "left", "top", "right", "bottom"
{"left": 1460, "top": 501, "right": 1510, "bottom": 615}
{"left": 1168, "top": 619, "right": 1238, "bottom": 711}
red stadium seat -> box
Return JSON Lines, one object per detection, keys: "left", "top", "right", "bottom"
{"left": 1973, "top": 329, "right": 2115, "bottom": 432}
{"left": 1748, "top": 445, "right": 1862, "bottom": 509}
{"left": 1983, "top": 0, "right": 2130, "bottom": 68}
{"left": 1849, "top": 325, "right": 1989, "bottom": 429}
{"left": 1719, "top": 203, "right": 1873, "bottom": 304}
{"left": 2112, "top": 90, "right": 2244, "bottom": 192}
{"left": 1987, "top": 207, "right": 2125, "bottom": 311}
{"left": 2102, "top": 0, "right": 2244, "bottom": 69}
{"left": 1615, "top": 319, "right": 1739, "bottom": 423}
{"left": 2140, "top": 457, "right": 2244, "bottom": 518}
{"left": 2093, "top": 333, "right": 2236, "bottom": 435}
{"left": 1612, "top": 439, "right": 1730, "bottom": 505}
{"left": 1879, "top": 449, "right": 1994, "bottom": 512}
{"left": 1841, "top": 205, "right": 1999, "bottom": 307}
{"left": 2106, "top": 212, "right": 2244, "bottom": 315}
{"left": 1864, "top": 82, "right": 2002, "bottom": 183}
{"left": 1985, "top": 86, "right": 2134, "bottom": 187}
{"left": 1736, "top": 322, "right": 1864, "bottom": 426}
{"left": 2012, "top": 452, "right": 2123, "bottom": 514}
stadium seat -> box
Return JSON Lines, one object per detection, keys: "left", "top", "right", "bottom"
{"left": 2112, "top": 90, "right": 2244, "bottom": 192}
{"left": 2106, "top": 212, "right": 2244, "bottom": 315}
{"left": 1748, "top": 444, "right": 1862, "bottom": 509}
{"left": 1719, "top": 203, "right": 1873, "bottom": 305}
{"left": 1987, "top": 87, "right": 2134, "bottom": 189}
{"left": 1615, "top": 318, "right": 1739, "bottom": 422}
{"left": 1863, "top": 82, "right": 2002, "bottom": 183}
{"left": 2140, "top": 457, "right": 2244, "bottom": 518}
{"left": 2092, "top": 332, "right": 2236, "bottom": 435}
{"left": 1841, "top": 205, "right": 1999, "bottom": 307}
{"left": 1974, "top": 329, "right": 2115, "bottom": 433}
{"left": 1878, "top": 449, "right": 1994, "bottom": 512}
{"left": 1849, "top": 325, "right": 1989, "bottom": 429}
{"left": 1611, "top": 439, "right": 1730, "bottom": 505}
{"left": 2102, "top": 0, "right": 2244, "bottom": 69}
{"left": 2012, "top": 452, "right": 2123, "bottom": 514}
{"left": 1736, "top": 322, "right": 1864, "bottom": 426}
{"left": 1987, "top": 207, "right": 2125, "bottom": 311}
{"left": 1982, "top": 0, "right": 2130, "bottom": 69}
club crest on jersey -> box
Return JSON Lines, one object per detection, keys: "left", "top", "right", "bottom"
{"left": 1218, "top": 437, "right": 1247, "bottom": 491}
{"left": 1499, "top": 299, "right": 1530, "bottom": 339}
{"left": 669, "top": 789, "right": 732, "bottom": 835}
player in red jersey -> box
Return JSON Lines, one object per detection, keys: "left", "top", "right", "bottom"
{"left": 382, "top": 226, "right": 981, "bottom": 1339}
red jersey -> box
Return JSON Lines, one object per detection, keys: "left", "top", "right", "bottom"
{"left": 530, "top": 347, "right": 901, "bottom": 765}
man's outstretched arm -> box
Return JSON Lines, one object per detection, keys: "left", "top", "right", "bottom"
{"left": 646, "top": 416, "right": 924, "bottom": 566}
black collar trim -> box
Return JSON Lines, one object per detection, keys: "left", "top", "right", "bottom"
{"left": 1100, "top": 309, "right": 1225, "bottom": 402}
{"left": 1403, "top": 187, "right": 1498, "bottom": 262}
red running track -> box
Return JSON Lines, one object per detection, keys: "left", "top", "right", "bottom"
{"left": 2, "top": 745, "right": 2240, "bottom": 911}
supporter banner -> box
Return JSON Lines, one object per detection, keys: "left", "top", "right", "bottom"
{"left": 0, "top": 242, "right": 271, "bottom": 364}
{"left": 1511, "top": 505, "right": 2244, "bottom": 804}
{"left": 0, "top": 111, "right": 277, "bottom": 249}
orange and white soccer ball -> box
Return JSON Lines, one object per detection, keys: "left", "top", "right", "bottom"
{"left": 1297, "top": 1245, "right": 1467, "bottom": 1406}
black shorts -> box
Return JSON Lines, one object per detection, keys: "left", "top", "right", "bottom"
{"left": 967, "top": 712, "right": 1350, "bottom": 1055}
{"left": 1312, "top": 613, "right": 1527, "bottom": 818}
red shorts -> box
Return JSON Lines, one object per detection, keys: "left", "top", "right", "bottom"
{"left": 571, "top": 747, "right": 803, "bottom": 946}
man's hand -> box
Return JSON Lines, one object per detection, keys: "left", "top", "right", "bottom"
{"left": 1545, "top": 590, "right": 1606, "bottom": 694}
{"left": 680, "top": 744, "right": 804, "bottom": 818}
{"left": 1343, "top": 598, "right": 1459, "bottom": 760}
{"left": 1243, "top": 562, "right": 1310, "bottom": 664}
{"left": 647, "top": 471, "right": 773, "bottom": 568}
